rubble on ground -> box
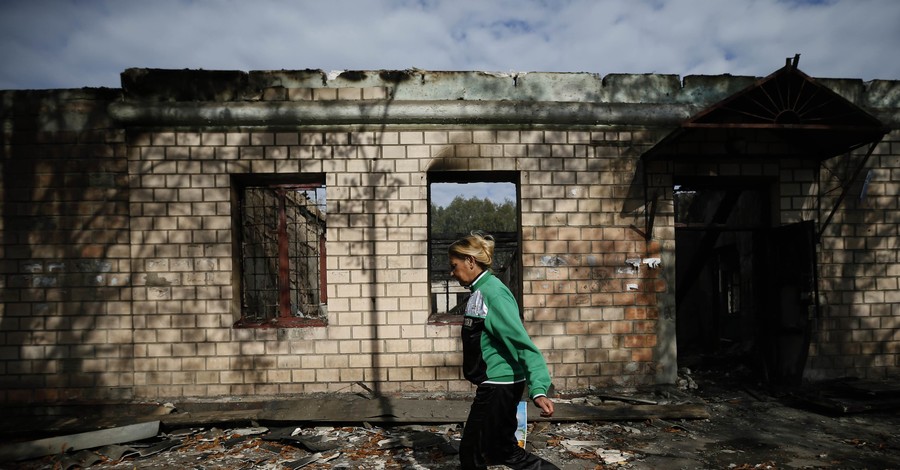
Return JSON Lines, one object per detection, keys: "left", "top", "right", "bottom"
{"left": 4, "top": 370, "right": 900, "bottom": 469}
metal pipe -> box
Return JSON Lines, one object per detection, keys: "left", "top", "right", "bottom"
{"left": 108, "top": 100, "right": 698, "bottom": 127}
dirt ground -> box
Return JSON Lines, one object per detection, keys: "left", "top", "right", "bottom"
{"left": 5, "top": 368, "right": 900, "bottom": 470}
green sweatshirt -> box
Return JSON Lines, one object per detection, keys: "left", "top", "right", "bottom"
{"left": 461, "top": 271, "right": 552, "bottom": 399}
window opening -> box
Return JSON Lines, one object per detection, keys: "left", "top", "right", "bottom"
{"left": 235, "top": 180, "right": 326, "bottom": 328}
{"left": 428, "top": 174, "right": 519, "bottom": 323}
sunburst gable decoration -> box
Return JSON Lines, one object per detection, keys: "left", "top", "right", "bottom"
{"left": 644, "top": 55, "right": 888, "bottom": 161}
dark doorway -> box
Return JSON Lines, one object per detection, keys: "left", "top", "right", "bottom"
{"left": 761, "top": 221, "right": 818, "bottom": 384}
{"left": 674, "top": 179, "right": 817, "bottom": 385}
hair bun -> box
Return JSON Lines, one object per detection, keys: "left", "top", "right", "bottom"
{"left": 448, "top": 231, "right": 495, "bottom": 268}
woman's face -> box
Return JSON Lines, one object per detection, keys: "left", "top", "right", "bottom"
{"left": 449, "top": 254, "right": 481, "bottom": 286}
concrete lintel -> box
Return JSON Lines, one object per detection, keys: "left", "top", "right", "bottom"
{"left": 108, "top": 100, "right": 698, "bottom": 128}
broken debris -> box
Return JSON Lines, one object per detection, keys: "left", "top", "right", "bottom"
{"left": 8, "top": 378, "right": 899, "bottom": 469}
{"left": 0, "top": 420, "right": 160, "bottom": 462}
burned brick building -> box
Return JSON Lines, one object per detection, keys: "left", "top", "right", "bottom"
{"left": 1, "top": 60, "right": 898, "bottom": 403}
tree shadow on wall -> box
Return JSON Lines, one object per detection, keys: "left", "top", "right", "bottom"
{"left": 812, "top": 149, "right": 895, "bottom": 380}
{"left": 336, "top": 69, "right": 520, "bottom": 411}
{"left": 0, "top": 88, "right": 132, "bottom": 409}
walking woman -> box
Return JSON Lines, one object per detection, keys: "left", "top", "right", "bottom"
{"left": 449, "top": 232, "right": 560, "bottom": 470}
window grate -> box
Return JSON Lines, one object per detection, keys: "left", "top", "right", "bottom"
{"left": 239, "top": 184, "right": 326, "bottom": 325}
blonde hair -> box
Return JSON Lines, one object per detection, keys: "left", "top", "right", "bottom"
{"left": 448, "top": 232, "right": 495, "bottom": 269}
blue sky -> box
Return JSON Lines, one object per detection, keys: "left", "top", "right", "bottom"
{"left": 431, "top": 182, "right": 515, "bottom": 208}
{"left": 1, "top": 0, "right": 899, "bottom": 90}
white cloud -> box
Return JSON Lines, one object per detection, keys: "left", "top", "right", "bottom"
{"left": 1, "top": 0, "right": 898, "bottom": 90}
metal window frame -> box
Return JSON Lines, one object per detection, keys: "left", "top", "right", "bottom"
{"left": 234, "top": 179, "right": 327, "bottom": 328}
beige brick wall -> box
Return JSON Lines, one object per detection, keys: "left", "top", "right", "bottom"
{"left": 123, "top": 126, "right": 668, "bottom": 399}
{"left": 0, "top": 91, "right": 133, "bottom": 403}
{"left": 812, "top": 131, "right": 900, "bottom": 379}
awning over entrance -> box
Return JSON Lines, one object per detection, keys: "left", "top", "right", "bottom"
{"left": 643, "top": 56, "right": 888, "bottom": 161}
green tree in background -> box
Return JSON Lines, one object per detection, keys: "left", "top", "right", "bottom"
{"left": 430, "top": 196, "right": 517, "bottom": 236}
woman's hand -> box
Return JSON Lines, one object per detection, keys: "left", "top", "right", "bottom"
{"left": 533, "top": 396, "right": 554, "bottom": 417}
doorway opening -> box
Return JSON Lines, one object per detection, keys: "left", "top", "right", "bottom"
{"left": 674, "top": 178, "right": 817, "bottom": 385}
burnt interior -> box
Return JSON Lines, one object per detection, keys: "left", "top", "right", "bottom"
{"left": 674, "top": 180, "right": 817, "bottom": 385}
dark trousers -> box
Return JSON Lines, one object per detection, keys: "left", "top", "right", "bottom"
{"left": 460, "top": 382, "right": 560, "bottom": 470}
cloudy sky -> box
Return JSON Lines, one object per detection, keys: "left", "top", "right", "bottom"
{"left": 1, "top": 0, "right": 899, "bottom": 91}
